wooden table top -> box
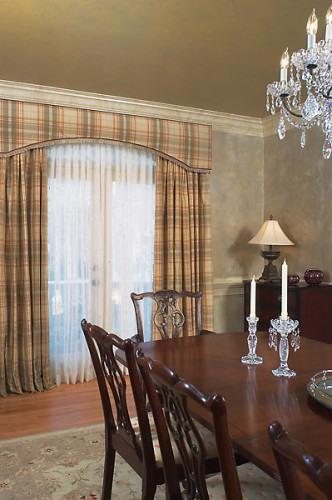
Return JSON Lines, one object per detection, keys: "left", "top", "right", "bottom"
{"left": 126, "top": 331, "right": 332, "bottom": 499}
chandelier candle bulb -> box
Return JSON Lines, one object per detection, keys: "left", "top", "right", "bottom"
{"left": 325, "top": 6, "right": 332, "bottom": 41}
{"left": 307, "top": 9, "right": 318, "bottom": 49}
{"left": 281, "top": 260, "right": 288, "bottom": 320}
{"left": 280, "top": 48, "right": 289, "bottom": 82}
{"left": 250, "top": 276, "right": 256, "bottom": 318}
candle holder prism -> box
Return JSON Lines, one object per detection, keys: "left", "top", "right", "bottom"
{"left": 268, "top": 316, "right": 300, "bottom": 377}
{"left": 241, "top": 316, "right": 263, "bottom": 365}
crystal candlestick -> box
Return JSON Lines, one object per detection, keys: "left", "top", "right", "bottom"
{"left": 241, "top": 316, "right": 263, "bottom": 365}
{"left": 268, "top": 317, "right": 300, "bottom": 377}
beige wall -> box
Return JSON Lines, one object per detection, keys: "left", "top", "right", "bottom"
{"left": 210, "top": 124, "right": 332, "bottom": 332}
{"left": 210, "top": 129, "right": 264, "bottom": 331}
{"left": 211, "top": 130, "right": 264, "bottom": 280}
{"left": 264, "top": 127, "right": 332, "bottom": 283}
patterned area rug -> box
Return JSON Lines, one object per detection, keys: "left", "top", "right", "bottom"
{"left": 0, "top": 424, "right": 166, "bottom": 499}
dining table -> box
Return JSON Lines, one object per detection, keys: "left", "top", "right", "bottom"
{"left": 118, "top": 330, "right": 332, "bottom": 500}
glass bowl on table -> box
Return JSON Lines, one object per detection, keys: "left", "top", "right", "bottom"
{"left": 307, "top": 369, "right": 332, "bottom": 410}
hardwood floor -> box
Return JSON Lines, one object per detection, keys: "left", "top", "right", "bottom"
{"left": 0, "top": 377, "right": 134, "bottom": 440}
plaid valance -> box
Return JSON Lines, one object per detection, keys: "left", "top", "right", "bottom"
{"left": 0, "top": 99, "right": 211, "bottom": 171}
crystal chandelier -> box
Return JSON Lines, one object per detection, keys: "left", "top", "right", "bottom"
{"left": 266, "top": 6, "right": 332, "bottom": 159}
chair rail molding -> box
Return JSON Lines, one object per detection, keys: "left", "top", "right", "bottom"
{"left": 213, "top": 278, "right": 244, "bottom": 333}
{"left": 213, "top": 278, "right": 244, "bottom": 297}
{"left": 0, "top": 79, "right": 263, "bottom": 137}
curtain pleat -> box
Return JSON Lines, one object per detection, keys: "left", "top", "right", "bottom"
{"left": 153, "top": 156, "right": 213, "bottom": 338}
{"left": 0, "top": 148, "right": 52, "bottom": 397}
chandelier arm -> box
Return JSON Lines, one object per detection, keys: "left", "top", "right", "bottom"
{"left": 281, "top": 96, "right": 303, "bottom": 119}
{"left": 322, "top": 87, "right": 332, "bottom": 99}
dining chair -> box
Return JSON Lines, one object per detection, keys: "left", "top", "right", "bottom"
{"left": 81, "top": 319, "right": 220, "bottom": 500}
{"left": 268, "top": 420, "right": 332, "bottom": 499}
{"left": 137, "top": 352, "right": 285, "bottom": 500}
{"left": 131, "top": 289, "right": 213, "bottom": 341}
{"left": 81, "top": 319, "right": 165, "bottom": 499}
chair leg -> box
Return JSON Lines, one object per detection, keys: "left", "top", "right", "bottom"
{"left": 142, "top": 476, "right": 157, "bottom": 500}
{"left": 101, "top": 447, "right": 115, "bottom": 500}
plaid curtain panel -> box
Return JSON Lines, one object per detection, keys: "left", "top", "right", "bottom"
{"left": 0, "top": 98, "right": 212, "bottom": 394}
{"left": 0, "top": 99, "right": 211, "bottom": 172}
{"left": 153, "top": 157, "right": 213, "bottom": 338}
{"left": 0, "top": 148, "right": 52, "bottom": 397}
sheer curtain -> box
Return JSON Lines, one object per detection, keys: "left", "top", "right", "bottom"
{"left": 47, "top": 142, "right": 155, "bottom": 385}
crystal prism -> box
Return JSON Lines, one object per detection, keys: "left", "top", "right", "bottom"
{"left": 302, "top": 93, "right": 319, "bottom": 121}
{"left": 300, "top": 130, "right": 306, "bottom": 148}
{"left": 322, "top": 141, "right": 332, "bottom": 159}
{"left": 266, "top": 94, "right": 270, "bottom": 112}
{"left": 278, "top": 116, "right": 286, "bottom": 140}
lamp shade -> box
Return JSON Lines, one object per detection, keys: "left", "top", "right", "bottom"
{"left": 248, "top": 218, "right": 294, "bottom": 246}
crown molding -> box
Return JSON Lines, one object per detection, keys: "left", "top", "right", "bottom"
{"left": 262, "top": 112, "right": 300, "bottom": 139}
{"left": 209, "top": 110, "right": 263, "bottom": 137}
{"left": 262, "top": 114, "right": 281, "bottom": 137}
{"left": 0, "top": 79, "right": 264, "bottom": 138}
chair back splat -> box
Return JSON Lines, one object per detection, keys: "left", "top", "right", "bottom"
{"left": 136, "top": 352, "right": 243, "bottom": 500}
{"left": 268, "top": 421, "right": 332, "bottom": 500}
{"left": 81, "top": 319, "right": 162, "bottom": 500}
{"left": 131, "top": 289, "right": 203, "bottom": 341}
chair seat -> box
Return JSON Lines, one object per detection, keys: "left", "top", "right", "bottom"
{"left": 131, "top": 413, "right": 217, "bottom": 467}
{"left": 206, "top": 463, "right": 285, "bottom": 499}
{"left": 132, "top": 414, "right": 284, "bottom": 497}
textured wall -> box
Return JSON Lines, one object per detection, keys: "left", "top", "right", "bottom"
{"left": 210, "top": 124, "right": 332, "bottom": 332}
{"left": 211, "top": 130, "right": 264, "bottom": 280}
{"left": 264, "top": 126, "right": 332, "bottom": 282}
{"left": 210, "top": 129, "right": 265, "bottom": 331}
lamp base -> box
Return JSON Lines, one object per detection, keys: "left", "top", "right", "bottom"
{"left": 259, "top": 250, "right": 280, "bottom": 282}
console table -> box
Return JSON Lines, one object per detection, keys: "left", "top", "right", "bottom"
{"left": 243, "top": 280, "right": 332, "bottom": 344}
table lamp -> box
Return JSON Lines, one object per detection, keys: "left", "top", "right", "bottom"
{"left": 248, "top": 215, "right": 294, "bottom": 281}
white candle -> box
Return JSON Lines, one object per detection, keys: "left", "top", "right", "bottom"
{"left": 325, "top": 6, "right": 332, "bottom": 41}
{"left": 326, "top": 24, "right": 332, "bottom": 41}
{"left": 281, "top": 260, "right": 288, "bottom": 320}
{"left": 250, "top": 275, "right": 256, "bottom": 319}
{"left": 307, "top": 9, "right": 318, "bottom": 49}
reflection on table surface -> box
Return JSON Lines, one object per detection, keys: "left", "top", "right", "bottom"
{"left": 120, "top": 331, "right": 332, "bottom": 500}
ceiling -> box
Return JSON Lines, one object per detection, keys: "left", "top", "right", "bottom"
{"left": 1, "top": 0, "right": 331, "bottom": 118}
